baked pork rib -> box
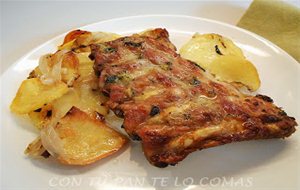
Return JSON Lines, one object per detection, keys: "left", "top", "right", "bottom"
{"left": 91, "top": 28, "right": 297, "bottom": 167}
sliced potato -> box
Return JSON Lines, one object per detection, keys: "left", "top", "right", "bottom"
{"left": 58, "top": 39, "right": 75, "bottom": 51}
{"left": 58, "top": 30, "right": 121, "bottom": 52}
{"left": 180, "top": 33, "right": 244, "bottom": 69}
{"left": 50, "top": 86, "right": 108, "bottom": 121}
{"left": 26, "top": 51, "right": 107, "bottom": 129}
{"left": 16, "top": 29, "right": 125, "bottom": 166}
{"left": 10, "top": 78, "right": 68, "bottom": 114}
{"left": 209, "top": 56, "right": 261, "bottom": 91}
{"left": 28, "top": 104, "right": 52, "bottom": 130}
{"left": 75, "top": 83, "right": 109, "bottom": 117}
{"left": 27, "top": 66, "right": 43, "bottom": 79}
{"left": 76, "top": 52, "right": 96, "bottom": 84}
{"left": 58, "top": 30, "right": 92, "bottom": 51}
{"left": 51, "top": 89, "right": 79, "bottom": 121}
{"left": 62, "top": 30, "right": 92, "bottom": 45}
{"left": 180, "top": 33, "right": 260, "bottom": 91}
{"left": 49, "top": 107, "right": 127, "bottom": 165}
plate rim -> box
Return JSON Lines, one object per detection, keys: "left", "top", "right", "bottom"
{"left": 1, "top": 14, "right": 299, "bottom": 190}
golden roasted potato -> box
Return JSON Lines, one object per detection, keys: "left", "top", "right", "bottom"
{"left": 58, "top": 30, "right": 121, "bottom": 52}
{"left": 62, "top": 30, "right": 92, "bottom": 45}
{"left": 14, "top": 29, "right": 126, "bottom": 166}
{"left": 28, "top": 104, "right": 52, "bottom": 130}
{"left": 27, "top": 66, "right": 42, "bottom": 79}
{"left": 58, "top": 30, "right": 92, "bottom": 51}
{"left": 180, "top": 33, "right": 260, "bottom": 91}
{"left": 26, "top": 51, "right": 107, "bottom": 129}
{"left": 41, "top": 107, "right": 127, "bottom": 165}
{"left": 10, "top": 78, "right": 68, "bottom": 114}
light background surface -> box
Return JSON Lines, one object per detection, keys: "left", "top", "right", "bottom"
{"left": 1, "top": 0, "right": 299, "bottom": 74}
{"left": 0, "top": 0, "right": 266, "bottom": 73}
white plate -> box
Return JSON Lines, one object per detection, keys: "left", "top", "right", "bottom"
{"left": 1, "top": 15, "right": 299, "bottom": 190}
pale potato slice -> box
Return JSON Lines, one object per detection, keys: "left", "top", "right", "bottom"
{"left": 91, "top": 31, "right": 121, "bottom": 44}
{"left": 10, "top": 78, "right": 68, "bottom": 114}
{"left": 51, "top": 87, "right": 108, "bottom": 120}
{"left": 49, "top": 107, "right": 127, "bottom": 165}
{"left": 51, "top": 89, "right": 79, "bottom": 121}
{"left": 210, "top": 56, "right": 261, "bottom": 91}
{"left": 180, "top": 33, "right": 260, "bottom": 91}
{"left": 180, "top": 33, "right": 245, "bottom": 69}
{"left": 76, "top": 52, "right": 96, "bottom": 84}
{"left": 75, "top": 84, "right": 109, "bottom": 117}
